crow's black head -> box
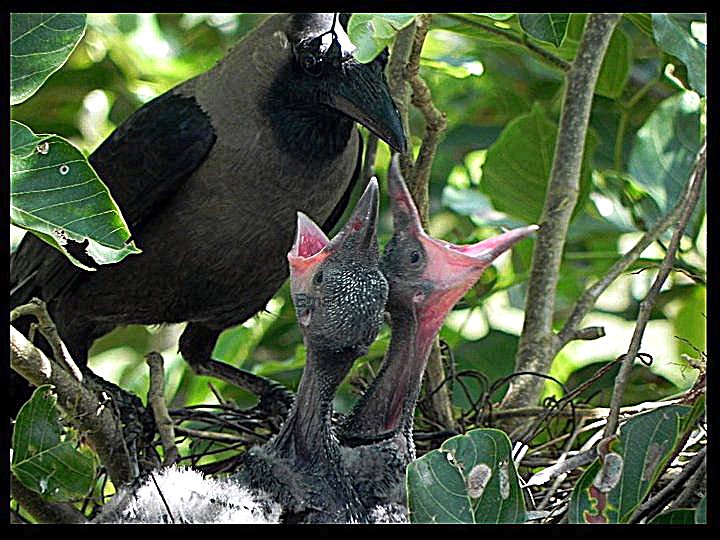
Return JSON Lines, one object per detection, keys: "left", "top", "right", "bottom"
{"left": 288, "top": 178, "right": 388, "bottom": 356}
{"left": 265, "top": 13, "right": 405, "bottom": 158}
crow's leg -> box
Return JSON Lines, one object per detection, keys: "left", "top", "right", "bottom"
{"left": 179, "top": 322, "right": 294, "bottom": 417}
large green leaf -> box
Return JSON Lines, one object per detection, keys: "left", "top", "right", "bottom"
{"left": 11, "top": 385, "right": 96, "bottom": 502}
{"left": 627, "top": 91, "right": 703, "bottom": 236}
{"left": 407, "top": 428, "right": 526, "bottom": 523}
{"left": 625, "top": 13, "right": 654, "bottom": 37}
{"left": 481, "top": 104, "right": 595, "bottom": 224}
{"left": 518, "top": 14, "right": 569, "bottom": 47}
{"left": 569, "top": 405, "right": 693, "bottom": 523}
{"left": 347, "top": 14, "right": 417, "bottom": 63}
{"left": 649, "top": 509, "right": 696, "bottom": 524}
{"left": 695, "top": 495, "right": 706, "bottom": 524}
{"left": 595, "top": 27, "right": 631, "bottom": 99}
{"left": 10, "top": 121, "right": 140, "bottom": 269}
{"left": 11, "top": 13, "right": 87, "bottom": 105}
{"left": 652, "top": 14, "right": 706, "bottom": 96}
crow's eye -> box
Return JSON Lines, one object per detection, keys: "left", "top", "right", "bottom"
{"left": 314, "top": 270, "right": 324, "bottom": 285}
{"left": 300, "top": 52, "right": 323, "bottom": 76}
{"left": 409, "top": 251, "right": 420, "bottom": 264}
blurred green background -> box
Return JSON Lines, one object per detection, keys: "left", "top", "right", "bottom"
{"left": 10, "top": 13, "right": 706, "bottom": 429}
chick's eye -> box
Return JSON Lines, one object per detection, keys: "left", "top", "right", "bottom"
{"left": 410, "top": 251, "right": 420, "bottom": 264}
{"left": 314, "top": 270, "right": 324, "bottom": 285}
{"left": 300, "top": 52, "right": 322, "bottom": 76}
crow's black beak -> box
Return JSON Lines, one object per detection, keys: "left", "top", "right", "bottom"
{"left": 328, "top": 62, "right": 406, "bottom": 153}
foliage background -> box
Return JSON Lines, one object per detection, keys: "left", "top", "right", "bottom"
{"left": 10, "top": 12, "right": 706, "bottom": 467}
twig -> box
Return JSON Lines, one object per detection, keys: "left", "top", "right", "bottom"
{"left": 173, "top": 426, "right": 252, "bottom": 444}
{"left": 10, "top": 325, "right": 135, "bottom": 486}
{"left": 556, "top": 152, "right": 708, "bottom": 355}
{"left": 667, "top": 454, "right": 706, "bottom": 510}
{"left": 444, "top": 14, "right": 571, "bottom": 71}
{"left": 604, "top": 143, "right": 706, "bottom": 438}
{"left": 404, "top": 14, "right": 447, "bottom": 220}
{"left": 536, "top": 419, "right": 588, "bottom": 509}
{"left": 11, "top": 474, "right": 88, "bottom": 524}
{"left": 628, "top": 446, "right": 706, "bottom": 523}
{"left": 361, "top": 133, "right": 379, "bottom": 184}
{"left": 504, "top": 14, "right": 622, "bottom": 413}
{"left": 10, "top": 298, "right": 83, "bottom": 383}
{"left": 387, "top": 18, "right": 416, "bottom": 175}
{"left": 146, "top": 352, "right": 179, "bottom": 467}
{"left": 527, "top": 446, "right": 597, "bottom": 489}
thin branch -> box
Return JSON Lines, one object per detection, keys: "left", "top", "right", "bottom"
{"left": 667, "top": 455, "right": 706, "bottom": 510}
{"left": 387, "top": 19, "right": 416, "bottom": 176}
{"left": 503, "top": 14, "right": 622, "bottom": 412}
{"left": 556, "top": 146, "right": 708, "bottom": 354}
{"left": 628, "top": 446, "right": 706, "bottom": 523}
{"left": 444, "top": 14, "right": 571, "bottom": 71}
{"left": 526, "top": 446, "right": 598, "bottom": 489}
{"left": 11, "top": 474, "right": 88, "bottom": 524}
{"left": 604, "top": 143, "right": 706, "bottom": 438}
{"left": 10, "top": 325, "right": 135, "bottom": 486}
{"left": 404, "top": 14, "right": 448, "bottom": 220}
{"left": 146, "top": 352, "right": 179, "bottom": 466}
{"left": 173, "top": 426, "right": 251, "bottom": 444}
{"left": 10, "top": 298, "right": 83, "bottom": 382}
{"left": 361, "top": 133, "right": 379, "bottom": 184}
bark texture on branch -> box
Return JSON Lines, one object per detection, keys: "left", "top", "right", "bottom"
{"left": 10, "top": 325, "right": 135, "bottom": 486}
{"left": 502, "top": 14, "right": 622, "bottom": 412}
{"left": 146, "top": 352, "right": 179, "bottom": 466}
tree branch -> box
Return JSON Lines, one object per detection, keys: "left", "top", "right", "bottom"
{"left": 10, "top": 298, "right": 83, "bottom": 382}
{"left": 603, "top": 143, "right": 706, "bottom": 438}
{"left": 11, "top": 475, "right": 88, "bottom": 524}
{"left": 444, "top": 14, "right": 571, "bottom": 72}
{"left": 10, "top": 325, "right": 135, "bottom": 486}
{"left": 628, "top": 446, "right": 706, "bottom": 523}
{"left": 146, "top": 352, "right": 179, "bottom": 467}
{"left": 502, "top": 14, "right": 622, "bottom": 411}
{"left": 554, "top": 146, "right": 706, "bottom": 354}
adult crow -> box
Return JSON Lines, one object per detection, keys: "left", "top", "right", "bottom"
{"left": 10, "top": 13, "right": 405, "bottom": 415}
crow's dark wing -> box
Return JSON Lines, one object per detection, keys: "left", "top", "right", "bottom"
{"left": 321, "top": 130, "right": 364, "bottom": 234}
{"left": 10, "top": 91, "right": 216, "bottom": 306}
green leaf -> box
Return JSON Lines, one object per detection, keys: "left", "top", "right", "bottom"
{"left": 473, "top": 14, "right": 515, "bottom": 22}
{"left": 695, "top": 495, "right": 706, "bottom": 524}
{"left": 595, "top": 28, "right": 631, "bottom": 99}
{"left": 11, "top": 385, "right": 96, "bottom": 502}
{"left": 407, "top": 428, "right": 526, "bottom": 523}
{"left": 481, "top": 104, "right": 595, "bottom": 224}
{"left": 11, "top": 13, "right": 87, "bottom": 105}
{"left": 569, "top": 405, "right": 692, "bottom": 523}
{"left": 10, "top": 121, "right": 140, "bottom": 269}
{"left": 445, "top": 330, "right": 520, "bottom": 406}
{"left": 627, "top": 91, "right": 703, "bottom": 235}
{"left": 652, "top": 14, "right": 706, "bottom": 96}
{"left": 649, "top": 509, "right": 696, "bottom": 524}
{"left": 518, "top": 14, "right": 569, "bottom": 47}
{"left": 347, "top": 14, "right": 417, "bottom": 63}
{"left": 625, "top": 14, "right": 654, "bottom": 37}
